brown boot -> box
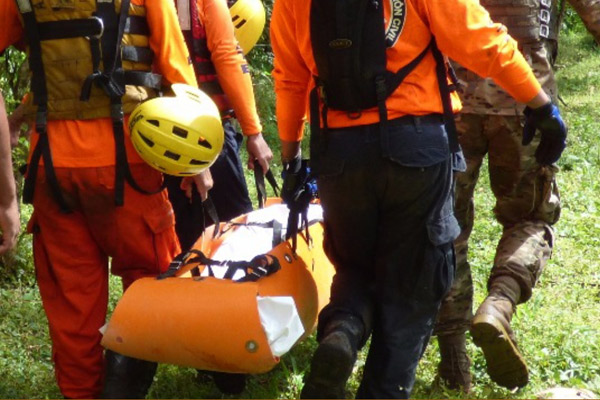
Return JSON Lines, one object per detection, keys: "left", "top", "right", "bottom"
{"left": 437, "top": 334, "right": 472, "bottom": 392}
{"left": 471, "top": 276, "right": 528, "bottom": 389}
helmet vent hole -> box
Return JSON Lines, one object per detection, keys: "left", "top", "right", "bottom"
{"left": 163, "top": 150, "right": 181, "bottom": 161}
{"left": 172, "top": 126, "right": 189, "bottom": 139}
{"left": 147, "top": 119, "right": 160, "bottom": 127}
{"left": 139, "top": 133, "right": 155, "bottom": 147}
{"left": 198, "top": 137, "right": 213, "bottom": 149}
{"left": 234, "top": 18, "right": 247, "bottom": 29}
{"left": 190, "top": 159, "right": 209, "bottom": 165}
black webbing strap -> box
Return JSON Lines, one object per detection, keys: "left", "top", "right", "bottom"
{"left": 99, "top": 0, "right": 130, "bottom": 206}
{"left": 430, "top": 38, "right": 459, "bottom": 153}
{"left": 253, "top": 164, "right": 280, "bottom": 209}
{"left": 19, "top": 5, "right": 71, "bottom": 212}
{"left": 33, "top": 14, "right": 146, "bottom": 40}
{"left": 123, "top": 15, "right": 149, "bottom": 35}
{"left": 309, "top": 83, "right": 329, "bottom": 175}
{"left": 272, "top": 220, "right": 283, "bottom": 247}
{"left": 377, "top": 41, "right": 433, "bottom": 155}
{"left": 375, "top": 75, "right": 389, "bottom": 155}
{"left": 37, "top": 17, "right": 104, "bottom": 40}
{"left": 94, "top": 0, "right": 165, "bottom": 205}
{"left": 385, "top": 42, "right": 432, "bottom": 97}
{"left": 121, "top": 46, "right": 154, "bottom": 64}
{"left": 203, "top": 195, "right": 221, "bottom": 239}
{"left": 123, "top": 70, "right": 162, "bottom": 90}
{"left": 157, "top": 249, "right": 281, "bottom": 282}
{"left": 286, "top": 204, "right": 310, "bottom": 252}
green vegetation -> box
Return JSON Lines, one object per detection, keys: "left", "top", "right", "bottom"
{"left": 1, "top": 12, "right": 599, "bottom": 400}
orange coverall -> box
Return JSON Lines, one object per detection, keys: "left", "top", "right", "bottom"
{"left": 0, "top": 0, "right": 197, "bottom": 397}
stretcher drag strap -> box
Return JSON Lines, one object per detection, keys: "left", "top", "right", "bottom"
{"left": 253, "top": 164, "right": 280, "bottom": 209}
{"left": 282, "top": 159, "right": 317, "bottom": 252}
{"left": 202, "top": 195, "right": 221, "bottom": 239}
{"left": 157, "top": 249, "right": 281, "bottom": 282}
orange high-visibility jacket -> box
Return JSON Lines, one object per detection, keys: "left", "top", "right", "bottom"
{"left": 270, "top": 0, "right": 542, "bottom": 142}
{"left": 0, "top": 0, "right": 197, "bottom": 168}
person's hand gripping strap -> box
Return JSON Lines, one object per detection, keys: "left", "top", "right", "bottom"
{"left": 281, "top": 156, "right": 317, "bottom": 251}
{"left": 522, "top": 102, "right": 567, "bottom": 165}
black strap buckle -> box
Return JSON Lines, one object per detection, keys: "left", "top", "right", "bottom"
{"left": 35, "top": 110, "right": 47, "bottom": 133}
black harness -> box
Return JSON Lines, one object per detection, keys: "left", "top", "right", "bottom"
{"left": 17, "top": 0, "right": 165, "bottom": 212}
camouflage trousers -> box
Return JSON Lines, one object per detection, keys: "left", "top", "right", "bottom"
{"left": 434, "top": 113, "right": 561, "bottom": 337}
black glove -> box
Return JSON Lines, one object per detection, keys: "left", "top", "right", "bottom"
{"left": 281, "top": 156, "right": 304, "bottom": 207}
{"left": 522, "top": 102, "right": 567, "bottom": 165}
{"left": 281, "top": 156, "right": 318, "bottom": 248}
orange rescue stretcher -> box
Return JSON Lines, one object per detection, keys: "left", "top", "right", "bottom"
{"left": 101, "top": 200, "right": 335, "bottom": 374}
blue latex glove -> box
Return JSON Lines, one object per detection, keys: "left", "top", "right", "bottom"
{"left": 522, "top": 102, "right": 567, "bottom": 165}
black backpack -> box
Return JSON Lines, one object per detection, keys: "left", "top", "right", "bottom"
{"left": 308, "top": 0, "right": 458, "bottom": 171}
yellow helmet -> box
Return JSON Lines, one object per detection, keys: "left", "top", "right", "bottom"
{"left": 129, "top": 84, "right": 224, "bottom": 176}
{"left": 229, "top": 0, "right": 266, "bottom": 55}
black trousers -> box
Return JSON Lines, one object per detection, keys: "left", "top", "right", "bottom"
{"left": 315, "top": 116, "right": 460, "bottom": 398}
{"left": 166, "top": 120, "right": 253, "bottom": 251}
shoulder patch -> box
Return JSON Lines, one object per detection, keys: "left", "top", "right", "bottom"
{"left": 385, "top": 0, "right": 406, "bottom": 47}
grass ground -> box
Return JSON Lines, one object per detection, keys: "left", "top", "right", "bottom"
{"left": 1, "top": 28, "right": 599, "bottom": 399}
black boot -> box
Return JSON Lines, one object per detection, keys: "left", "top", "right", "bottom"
{"left": 211, "top": 371, "right": 247, "bottom": 395}
{"left": 196, "top": 370, "right": 248, "bottom": 395}
{"left": 300, "top": 314, "right": 364, "bottom": 399}
{"left": 101, "top": 350, "right": 158, "bottom": 399}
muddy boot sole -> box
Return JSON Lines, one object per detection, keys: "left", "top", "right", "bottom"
{"left": 300, "top": 332, "right": 355, "bottom": 399}
{"left": 471, "top": 313, "right": 529, "bottom": 389}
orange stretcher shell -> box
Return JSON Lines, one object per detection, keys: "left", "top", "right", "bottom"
{"left": 101, "top": 200, "right": 335, "bottom": 374}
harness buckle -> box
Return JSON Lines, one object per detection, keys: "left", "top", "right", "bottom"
{"left": 540, "top": 24, "right": 550, "bottom": 38}
{"left": 86, "top": 16, "right": 104, "bottom": 40}
{"left": 540, "top": 0, "right": 551, "bottom": 8}
{"left": 540, "top": 9, "right": 551, "bottom": 24}
{"left": 35, "top": 110, "right": 47, "bottom": 132}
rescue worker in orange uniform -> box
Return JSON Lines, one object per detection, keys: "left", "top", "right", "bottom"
{"left": 0, "top": 92, "right": 19, "bottom": 255}
{"left": 166, "top": 0, "right": 272, "bottom": 252}
{"left": 0, "top": 0, "right": 202, "bottom": 397}
{"left": 270, "top": 0, "right": 568, "bottom": 397}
